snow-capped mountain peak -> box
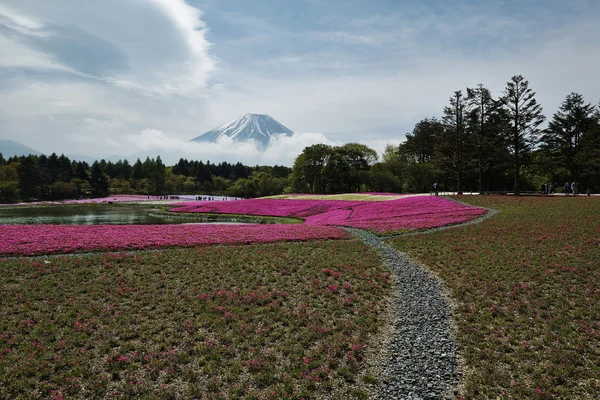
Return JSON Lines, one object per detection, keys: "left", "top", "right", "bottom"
{"left": 190, "top": 114, "right": 294, "bottom": 148}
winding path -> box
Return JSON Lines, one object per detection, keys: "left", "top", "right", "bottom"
{"left": 346, "top": 206, "right": 499, "bottom": 400}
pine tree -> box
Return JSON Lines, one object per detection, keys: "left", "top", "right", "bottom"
{"left": 439, "top": 90, "right": 471, "bottom": 194}
{"left": 90, "top": 161, "right": 109, "bottom": 196}
{"left": 467, "top": 84, "right": 506, "bottom": 193}
{"left": 541, "top": 92, "right": 596, "bottom": 181}
{"left": 500, "top": 75, "right": 545, "bottom": 195}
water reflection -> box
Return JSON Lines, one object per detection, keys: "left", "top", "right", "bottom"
{"left": 0, "top": 205, "right": 241, "bottom": 225}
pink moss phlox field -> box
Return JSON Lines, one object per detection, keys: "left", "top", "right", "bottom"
{"left": 172, "top": 199, "right": 365, "bottom": 219}
{"left": 172, "top": 196, "right": 486, "bottom": 233}
{"left": 0, "top": 224, "right": 348, "bottom": 256}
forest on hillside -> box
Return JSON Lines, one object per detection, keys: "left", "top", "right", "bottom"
{"left": 1, "top": 75, "right": 598, "bottom": 203}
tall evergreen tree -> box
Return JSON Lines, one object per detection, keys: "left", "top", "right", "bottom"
{"left": 467, "top": 84, "right": 506, "bottom": 193}
{"left": 74, "top": 161, "right": 89, "bottom": 180}
{"left": 541, "top": 92, "right": 596, "bottom": 181}
{"left": 131, "top": 159, "right": 143, "bottom": 180}
{"left": 152, "top": 155, "right": 167, "bottom": 195}
{"left": 439, "top": 90, "right": 471, "bottom": 194}
{"left": 500, "top": 75, "right": 545, "bottom": 195}
{"left": 90, "top": 161, "right": 109, "bottom": 196}
{"left": 578, "top": 102, "right": 600, "bottom": 191}
{"left": 17, "top": 155, "right": 41, "bottom": 199}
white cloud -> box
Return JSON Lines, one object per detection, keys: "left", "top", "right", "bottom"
{"left": 0, "top": 0, "right": 213, "bottom": 96}
{"left": 1, "top": 0, "right": 599, "bottom": 167}
{"left": 0, "top": 4, "right": 44, "bottom": 31}
{"left": 122, "top": 129, "right": 333, "bottom": 166}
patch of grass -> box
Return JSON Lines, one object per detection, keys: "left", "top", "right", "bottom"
{"left": 388, "top": 196, "right": 600, "bottom": 399}
{"left": 0, "top": 239, "right": 392, "bottom": 399}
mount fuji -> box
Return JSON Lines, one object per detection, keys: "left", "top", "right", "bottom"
{"left": 190, "top": 114, "right": 294, "bottom": 148}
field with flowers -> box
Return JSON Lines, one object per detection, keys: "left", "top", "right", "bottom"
{"left": 0, "top": 224, "right": 347, "bottom": 256}
{"left": 172, "top": 195, "right": 486, "bottom": 235}
{"left": 265, "top": 193, "right": 406, "bottom": 201}
{"left": 388, "top": 196, "right": 600, "bottom": 399}
{"left": 0, "top": 239, "right": 392, "bottom": 399}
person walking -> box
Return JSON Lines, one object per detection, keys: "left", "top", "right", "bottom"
{"left": 564, "top": 182, "right": 570, "bottom": 195}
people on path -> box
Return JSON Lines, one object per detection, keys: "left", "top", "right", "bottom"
{"left": 564, "top": 182, "right": 570, "bottom": 195}
{"left": 572, "top": 181, "right": 579, "bottom": 196}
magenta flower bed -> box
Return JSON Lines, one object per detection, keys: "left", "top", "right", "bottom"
{"left": 0, "top": 224, "right": 348, "bottom": 256}
{"left": 305, "top": 196, "right": 486, "bottom": 232}
{"left": 173, "top": 199, "right": 366, "bottom": 219}
{"left": 172, "top": 196, "right": 487, "bottom": 234}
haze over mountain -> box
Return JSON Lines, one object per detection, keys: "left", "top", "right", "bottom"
{"left": 0, "top": 140, "right": 41, "bottom": 158}
{"left": 0, "top": 140, "right": 128, "bottom": 164}
{"left": 190, "top": 114, "right": 294, "bottom": 148}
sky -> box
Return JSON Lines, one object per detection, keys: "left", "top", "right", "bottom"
{"left": 1, "top": 0, "right": 599, "bottom": 166}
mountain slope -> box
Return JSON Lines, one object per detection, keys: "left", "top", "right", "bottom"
{"left": 190, "top": 114, "right": 293, "bottom": 148}
{"left": 0, "top": 140, "right": 41, "bottom": 158}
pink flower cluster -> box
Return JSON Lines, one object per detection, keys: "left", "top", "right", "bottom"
{"left": 305, "top": 196, "right": 486, "bottom": 232}
{"left": 173, "top": 199, "right": 365, "bottom": 219}
{"left": 172, "top": 196, "right": 486, "bottom": 233}
{"left": 0, "top": 224, "right": 348, "bottom": 256}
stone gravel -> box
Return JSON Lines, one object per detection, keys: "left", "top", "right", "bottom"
{"left": 345, "top": 205, "right": 498, "bottom": 400}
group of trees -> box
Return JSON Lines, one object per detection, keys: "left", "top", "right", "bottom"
{"left": 374, "top": 75, "right": 600, "bottom": 194}
{"left": 288, "top": 75, "right": 599, "bottom": 195}
{"left": 290, "top": 143, "right": 378, "bottom": 193}
{"left": 1, "top": 73, "right": 598, "bottom": 202}
{"left": 0, "top": 153, "right": 291, "bottom": 203}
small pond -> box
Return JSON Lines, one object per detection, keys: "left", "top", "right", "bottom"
{"left": 0, "top": 205, "right": 245, "bottom": 225}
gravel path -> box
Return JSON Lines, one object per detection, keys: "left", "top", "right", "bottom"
{"left": 345, "top": 206, "right": 499, "bottom": 400}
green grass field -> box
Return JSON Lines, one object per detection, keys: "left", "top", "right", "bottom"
{"left": 3, "top": 195, "right": 599, "bottom": 399}
{"left": 0, "top": 240, "right": 392, "bottom": 399}
{"left": 388, "top": 196, "right": 600, "bottom": 399}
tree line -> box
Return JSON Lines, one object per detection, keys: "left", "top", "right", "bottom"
{"left": 1, "top": 74, "right": 598, "bottom": 201}
{"left": 0, "top": 153, "right": 291, "bottom": 203}
{"left": 291, "top": 75, "right": 599, "bottom": 195}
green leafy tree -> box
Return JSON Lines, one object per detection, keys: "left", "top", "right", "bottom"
{"left": 381, "top": 143, "right": 407, "bottom": 187}
{"left": 292, "top": 144, "right": 333, "bottom": 194}
{"left": 0, "top": 162, "right": 20, "bottom": 202}
{"left": 400, "top": 118, "right": 442, "bottom": 163}
{"left": 337, "top": 143, "right": 378, "bottom": 192}
{"left": 366, "top": 162, "right": 403, "bottom": 192}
